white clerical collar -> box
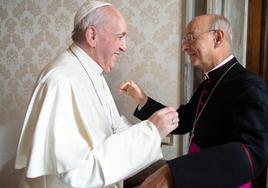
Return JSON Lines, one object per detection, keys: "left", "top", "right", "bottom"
{"left": 204, "top": 54, "right": 234, "bottom": 78}
{"left": 69, "top": 43, "right": 103, "bottom": 76}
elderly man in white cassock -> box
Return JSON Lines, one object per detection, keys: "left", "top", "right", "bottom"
{"left": 14, "top": 1, "right": 179, "bottom": 188}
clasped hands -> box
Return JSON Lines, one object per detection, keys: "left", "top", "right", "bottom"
{"left": 119, "top": 80, "right": 176, "bottom": 187}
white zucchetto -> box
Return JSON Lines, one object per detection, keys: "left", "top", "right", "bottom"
{"left": 74, "top": 0, "right": 112, "bottom": 28}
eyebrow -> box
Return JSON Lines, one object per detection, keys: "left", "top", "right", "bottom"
{"left": 115, "top": 32, "right": 127, "bottom": 36}
{"left": 186, "top": 31, "right": 195, "bottom": 35}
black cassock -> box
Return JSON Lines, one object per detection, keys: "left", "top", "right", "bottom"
{"left": 134, "top": 57, "right": 268, "bottom": 188}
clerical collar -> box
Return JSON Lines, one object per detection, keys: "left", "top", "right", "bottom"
{"left": 204, "top": 55, "right": 234, "bottom": 79}
{"left": 206, "top": 56, "right": 238, "bottom": 81}
{"left": 69, "top": 43, "right": 103, "bottom": 76}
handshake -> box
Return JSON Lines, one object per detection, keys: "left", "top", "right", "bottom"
{"left": 119, "top": 80, "right": 179, "bottom": 138}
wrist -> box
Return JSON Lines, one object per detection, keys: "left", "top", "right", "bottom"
{"left": 139, "top": 96, "right": 148, "bottom": 106}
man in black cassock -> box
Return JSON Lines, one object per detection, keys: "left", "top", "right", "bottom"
{"left": 119, "top": 14, "right": 268, "bottom": 188}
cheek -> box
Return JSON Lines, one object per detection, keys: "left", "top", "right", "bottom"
{"left": 197, "top": 43, "right": 211, "bottom": 56}
{"left": 104, "top": 41, "right": 116, "bottom": 53}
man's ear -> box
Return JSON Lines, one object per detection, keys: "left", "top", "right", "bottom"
{"left": 85, "top": 26, "right": 97, "bottom": 47}
{"left": 214, "top": 29, "right": 224, "bottom": 48}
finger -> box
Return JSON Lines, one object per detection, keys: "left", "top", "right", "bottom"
{"left": 118, "top": 81, "right": 130, "bottom": 90}
{"left": 155, "top": 107, "right": 177, "bottom": 115}
{"left": 118, "top": 82, "right": 130, "bottom": 93}
{"left": 129, "top": 80, "right": 138, "bottom": 88}
{"left": 122, "top": 80, "right": 138, "bottom": 91}
{"left": 129, "top": 80, "right": 135, "bottom": 85}
{"left": 172, "top": 117, "right": 180, "bottom": 124}
{"left": 164, "top": 111, "right": 179, "bottom": 126}
{"left": 162, "top": 110, "right": 178, "bottom": 121}
{"left": 171, "top": 121, "right": 179, "bottom": 129}
{"left": 173, "top": 122, "right": 179, "bottom": 128}
{"left": 131, "top": 83, "right": 143, "bottom": 94}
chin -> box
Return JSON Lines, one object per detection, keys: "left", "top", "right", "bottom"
{"left": 110, "top": 62, "right": 116, "bottom": 70}
{"left": 189, "top": 56, "right": 199, "bottom": 65}
{"left": 104, "top": 70, "right": 111, "bottom": 73}
{"left": 190, "top": 61, "right": 200, "bottom": 69}
{"left": 104, "top": 67, "right": 112, "bottom": 73}
{"left": 103, "top": 62, "right": 116, "bottom": 73}
{"left": 190, "top": 59, "right": 197, "bottom": 65}
{"left": 105, "top": 66, "right": 115, "bottom": 73}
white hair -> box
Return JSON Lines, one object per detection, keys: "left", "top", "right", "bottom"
{"left": 210, "top": 15, "right": 233, "bottom": 45}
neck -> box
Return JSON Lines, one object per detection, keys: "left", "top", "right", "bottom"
{"left": 75, "top": 41, "right": 98, "bottom": 63}
{"left": 213, "top": 53, "right": 231, "bottom": 66}
{"left": 204, "top": 47, "right": 231, "bottom": 72}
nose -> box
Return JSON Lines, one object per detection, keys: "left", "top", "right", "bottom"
{"left": 119, "top": 38, "right": 127, "bottom": 52}
{"left": 181, "top": 40, "right": 189, "bottom": 52}
{"left": 181, "top": 41, "right": 189, "bottom": 52}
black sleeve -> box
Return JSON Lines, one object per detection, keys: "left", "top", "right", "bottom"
{"left": 167, "top": 143, "right": 254, "bottom": 188}
{"left": 167, "top": 76, "right": 268, "bottom": 188}
{"left": 134, "top": 97, "right": 165, "bottom": 120}
{"left": 134, "top": 97, "right": 197, "bottom": 134}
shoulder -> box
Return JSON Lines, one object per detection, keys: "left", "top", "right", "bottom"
{"left": 37, "top": 50, "right": 85, "bottom": 88}
{"left": 228, "top": 63, "right": 265, "bottom": 85}
{"left": 231, "top": 65, "right": 268, "bottom": 102}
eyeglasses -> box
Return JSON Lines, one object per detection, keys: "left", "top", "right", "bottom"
{"left": 182, "top": 29, "right": 217, "bottom": 44}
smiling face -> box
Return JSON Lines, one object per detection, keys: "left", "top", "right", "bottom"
{"left": 93, "top": 7, "right": 127, "bottom": 73}
{"left": 182, "top": 16, "right": 216, "bottom": 72}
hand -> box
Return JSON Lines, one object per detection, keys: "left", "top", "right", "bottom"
{"left": 140, "top": 164, "right": 172, "bottom": 188}
{"left": 148, "top": 107, "right": 179, "bottom": 139}
{"left": 118, "top": 80, "right": 148, "bottom": 105}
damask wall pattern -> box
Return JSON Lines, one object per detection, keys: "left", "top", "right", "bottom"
{"left": 0, "top": 0, "right": 182, "bottom": 187}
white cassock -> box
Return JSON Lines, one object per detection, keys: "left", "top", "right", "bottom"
{"left": 15, "top": 43, "right": 163, "bottom": 188}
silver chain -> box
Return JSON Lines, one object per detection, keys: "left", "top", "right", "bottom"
{"left": 188, "top": 62, "right": 238, "bottom": 152}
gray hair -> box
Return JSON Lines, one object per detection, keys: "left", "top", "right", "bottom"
{"left": 209, "top": 15, "right": 233, "bottom": 45}
{"left": 71, "top": 5, "right": 111, "bottom": 42}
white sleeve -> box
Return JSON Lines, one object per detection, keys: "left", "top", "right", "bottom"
{"left": 16, "top": 75, "right": 162, "bottom": 187}
{"left": 60, "top": 121, "right": 163, "bottom": 187}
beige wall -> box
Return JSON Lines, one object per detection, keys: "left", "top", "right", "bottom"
{"left": 0, "top": 0, "right": 183, "bottom": 187}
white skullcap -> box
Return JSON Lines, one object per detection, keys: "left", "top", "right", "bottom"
{"left": 74, "top": 0, "right": 112, "bottom": 28}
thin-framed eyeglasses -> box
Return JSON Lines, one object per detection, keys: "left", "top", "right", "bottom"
{"left": 182, "top": 29, "right": 217, "bottom": 44}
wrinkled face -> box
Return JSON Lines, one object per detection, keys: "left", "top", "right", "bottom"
{"left": 182, "top": 16, "right": 216, "bottom": 72}
{"left": 94, "top": 10, "right": 127, "bottom": 73}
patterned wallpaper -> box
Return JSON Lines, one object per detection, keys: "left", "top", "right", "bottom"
{"left": 0, "top": 0, "right": 182, "bottom": 187}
